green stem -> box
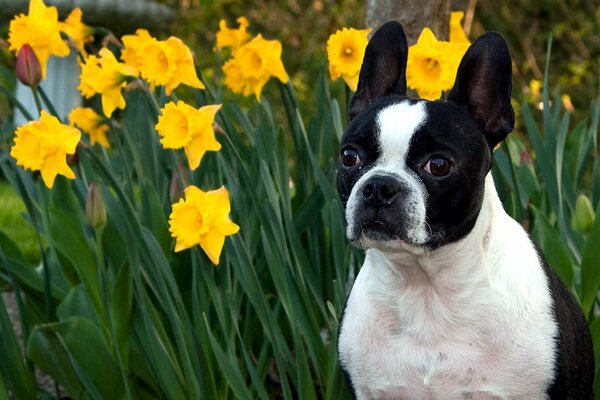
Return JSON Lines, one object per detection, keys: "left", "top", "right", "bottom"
{"left": 36, "top": 85, "right": 61, "bottom": 119}
{"left": 502, "top": 139, "right": 525, "bottom": 222}
{"left": 141, "top": 82, "right": 161, "bottom": 118}
{"left": 30, "top": 86, "right": 43, "bottom": 117}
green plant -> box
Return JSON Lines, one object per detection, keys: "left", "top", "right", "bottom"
{"left": 0, "top": 54, "right": 361, "bottom": 400}
{"left": 492, "top": 43, "right": 600, "bottom": 394}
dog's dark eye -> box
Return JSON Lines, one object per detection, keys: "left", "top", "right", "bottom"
{"left": 425, "top": 157, "right": 452, "bottom": 176}
{"left": 341, "top": 148, "right": 361, "bottom": 167}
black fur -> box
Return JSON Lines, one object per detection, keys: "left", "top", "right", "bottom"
{"left": 349, "top": 21, "right": 408, "bottom": 120}
{"left": 539, "top": 247, "right": 595, "bottom": 399}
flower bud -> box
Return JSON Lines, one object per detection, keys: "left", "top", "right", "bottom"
{"left": 85, "top": 182, "right": 107, "bottom": 229}
{"left": 575, "top": 194, "right": 595, "bottom": 234}
{"left": 15, "top": 44, "right": 42, "bottom": 87}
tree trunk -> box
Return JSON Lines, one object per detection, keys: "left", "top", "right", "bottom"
{"left": 366, "top": 0, "right": 451, "bottom": 44}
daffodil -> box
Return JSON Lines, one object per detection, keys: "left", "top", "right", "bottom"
{"left": 120, "top": 29, "right": 154, "bottom": 73}
{"left": 79, "top": 48, "right": 138, "bottom": 117}
{"left": 144, "top": 37, "right": 205, "bottom": 95}
{"left": 8, "top": 0, "right": 70, "bottom": 79}
{"left": 59, "top": 8, "right": 94, "bottom": 54}
{"left": 406, "top": 28, "right": 468, "bottom": 100}
{"left": 121, "top": 32, "right": 205, "bottom": 95}
{"left": 10, "top": 110, "right": 81, "bottom": 188}
{"left": 222, "top": 34, "right": 289, "bottom": 100}
{"left": 216, "top": 17, "right": 251, "bottom": 52}
{"left": 449, "top": 11, "right": 470, "bottom": 44}
{"left": 155, "top": 101, "right": 222, "bottom": 170}
{"left": 68, "top": 107, "right": 110, "bottom": 148}
{"left": 327, "top": 27, "right": 371, "bottom": 91}
{"left": 169, "top": 185, "right": 240, "bottom": 264}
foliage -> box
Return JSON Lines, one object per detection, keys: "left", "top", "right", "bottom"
{"left": 474, "top": 0, "right": 600, "bottom": 120}
{"left": 0, "top": 182, "right": 38, "bottom": 264}
{"left": 0, "top": 3, "right": 361, "bottom": 396}
{"left": 0, "top": 58, "right": 360, "bottom": 400}
{"left": 0, "top": 2, "right": 599, "bottom": 399}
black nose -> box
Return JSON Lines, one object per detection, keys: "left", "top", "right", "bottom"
{"left": 361, "top": 176, "right": 401, "bottom": 207}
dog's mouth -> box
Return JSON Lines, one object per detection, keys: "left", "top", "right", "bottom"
{"left": 361, "top": 219, "right": 397, "bottom": 240}
{"left": 351, "top": 215, "right": 405, "bottom": 247}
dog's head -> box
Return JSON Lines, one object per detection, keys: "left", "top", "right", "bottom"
{"left": 337, "top": 21, "right": 514, "bottom": 254}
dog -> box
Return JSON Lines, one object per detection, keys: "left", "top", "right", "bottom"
{"left": 336, "top": 21, "right": 594, "bottom": 400}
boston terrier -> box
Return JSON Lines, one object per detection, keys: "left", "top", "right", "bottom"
{"left": 336, "top": 21, "right": 594, "bottom": 399}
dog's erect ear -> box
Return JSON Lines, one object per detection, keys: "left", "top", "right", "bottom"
{"left": 447, "top": 32, "right": 515, "bottom": 148}
{"left": 348, "top": 21, "right": 408, "bottom": 120}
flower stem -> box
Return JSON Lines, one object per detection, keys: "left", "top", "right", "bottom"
{"left": 30, "top": 86, "right": 43, "bottom": 116}
{"left": 36, "top": 85, "right": 61, "bottom": 120}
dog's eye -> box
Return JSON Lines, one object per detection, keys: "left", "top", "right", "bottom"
{"left": 341, "top": 148, "right": 361, "bottom": 167}
{"left": 425, "top": 157, "right": 452, "bottom": 176}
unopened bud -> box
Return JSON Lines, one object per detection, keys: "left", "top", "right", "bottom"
{"left": 85, "top": 182, "right": 107, "bottom": 229}
{"left": 575, "top": 194, "right": 595, "bottom": 234}
{"left": 15, "top": 44, "right": 42, "bottom": 87}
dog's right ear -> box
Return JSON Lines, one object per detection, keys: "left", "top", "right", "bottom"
{"left": 348, "top": 21, "right": 408, "bottom": 121}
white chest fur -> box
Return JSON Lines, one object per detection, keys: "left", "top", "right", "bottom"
{"left": 338, "top": 176, "right": 558, "bottom": 400}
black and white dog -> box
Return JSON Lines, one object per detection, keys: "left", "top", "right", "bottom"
{"left": 337, "top": 21, "right": 594, "bottom": 399}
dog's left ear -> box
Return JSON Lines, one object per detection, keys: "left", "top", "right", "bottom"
{"left": 348, "top": 21, "right": 408, "bottom": 120}
{"left": 447, "top": 32, "right": 515, "bottom": 148}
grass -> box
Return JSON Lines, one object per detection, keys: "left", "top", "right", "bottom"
{"left": 0, "top": 181, "right": 39, "bottom": 264}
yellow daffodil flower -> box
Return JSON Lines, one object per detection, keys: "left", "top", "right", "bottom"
{"left": 327, "top": 27, "right": 371, "bottom": 91}
{"left": 169, "top": 185, "right": 240, "bottom": 264}
{"left": 155, "top": 101, "right": 222, "bottom": 170}
{"left": 121, "top": 32, "right": 205, "bottom": 95}
{"left": 79, "top": 48, "right": 138, "bottom": 117}
{"left": 10, "top": 110, "right": 81, "bottom": 188}
{"left": 59, "top": 8, "right": 94, "bottom": 54}
{"left": 449, "top": 11, "right": 470, "bottom": 44}
{"left": 222, "top": 34, "right": 289, "bottom": 100}
{"left": 143, "top": 37, "right": 205, "bottom": 95}
{"left": 120, "top": 29, "right": 154, "bottom": 73}
{"left": 8, "top": 0, "right": 70, "bottom": 79}
{"left": 68, "top": 107, "right": 110, "bottom": 148}
{"left": 406, "top": 28, "right": 468, "bottom": 100}
{"left": 216, "top": 17, "right": 251, "bottom": 52}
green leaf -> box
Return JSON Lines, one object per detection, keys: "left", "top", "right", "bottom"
{"left": 48, "top": 208, "right": 105, "bottom": 324}
{"left": 0, "top": 253, "right": 65, "bottom": 300}
{"left": 590, "top": 317, "right": 600, "bottom": 363}
{"left": 202, "top": 315, "right": 252, "bottom": 400}
{"left": 0, "top": 231, "right": 26, "bottom": 264}
{"left": 132, "top": 296, "right": 188, "bottom": 400}
{"left": 530, "top": 206, "right": 575, "bottom": 291}
{"left": 0, "top": 371, "right": 10, "bottom": 400}
{"left": 27, "top": 318, "right": 126, "bottom": 399}
{"left": 581, "top": 202, "right": 600, "bottom": 316}
{"left": 111, "top": 262, "right": 133, "bottom": 369}
{"left": 0, "top": 293, "right": 36, "bottom": 400}
{"left": 56, "top": 285, "right": 99, "bottom": 324}
{"left": 140, "top": 182, "right": 170, "bottom": 255}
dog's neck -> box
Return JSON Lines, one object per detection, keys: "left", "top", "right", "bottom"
{"left": 362, "top": 174, "right": 506, "bottom": 326}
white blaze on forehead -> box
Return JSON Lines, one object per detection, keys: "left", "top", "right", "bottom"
{"left": 376, "top": 101, "right": 427, "bottom": 165}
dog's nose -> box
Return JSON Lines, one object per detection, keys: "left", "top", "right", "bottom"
{"left": 361, "top": 176, "right": 401, "bottom": 207}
